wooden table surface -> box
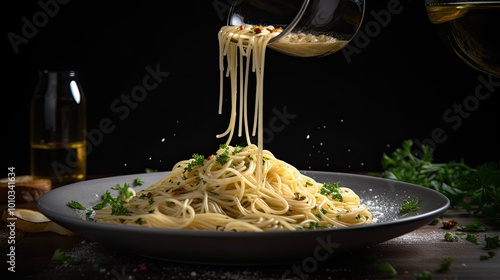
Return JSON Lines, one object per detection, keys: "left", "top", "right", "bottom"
{"left": 1, "top": 202, "right": 499, "bottom": 280}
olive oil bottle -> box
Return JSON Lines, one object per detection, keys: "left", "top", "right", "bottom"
{"left": 30, "top": 70, "right": 87, "bottom": 188}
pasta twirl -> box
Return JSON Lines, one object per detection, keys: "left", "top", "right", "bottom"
{"left": 94, "top": 144, "right": 373, "bottom": 231}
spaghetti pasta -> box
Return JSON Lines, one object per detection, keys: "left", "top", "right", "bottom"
{"left": 94, "top": 144, "right": 373, "bottom": 231}
{"left": 92, "top": 25, "right": 374, "bottom": 231}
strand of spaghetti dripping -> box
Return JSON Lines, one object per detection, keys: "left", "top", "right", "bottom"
{"left": 217, "top": 27, "right": 237, "bottom": 140}
{"left": 255, "top": 34, "right": 274, "bottom": 192}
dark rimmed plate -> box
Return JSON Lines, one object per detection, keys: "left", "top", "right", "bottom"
{"left": 37, "top": 171, "right": 449, "bottom": 265}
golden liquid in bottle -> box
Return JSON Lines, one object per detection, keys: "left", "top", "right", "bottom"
{"left": 426, "top": 2, "right": 500, "bottom": 77}
{"left": 30, "top": 141, "right": 86, "bottom": 187}
{"left": 30, "top": 70, "right": 87, "bottom": 188}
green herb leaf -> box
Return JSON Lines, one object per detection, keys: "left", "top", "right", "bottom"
{"left": 436, "top": 257, "right": 453, "bottom": 272}
{"left": 66, "top": 200, "right": 86, "bottom": 210}
{"left": 377, "top": 262, "right": 397, "bottom": 277}
{"left": 465, "top": 234, "right": 479, "bottom": 244}
{"left": 93, "top": 187, "right": 130, "bottom": 215}
{"left": 381, "top": 139, "right": 500, "bottom": 225}
{"left": 444, "top": 232, "right": 459, "bottom": 242}
{"left": 457, "top": 221, "right": 488, "bottom": 232}
{"left": 185, "top": 154, "right": 205, "bottom": 172}
{"left": 216, "top": 147, "right": 230, "bottom": 165}
{"left": 400, "top": 198, "right": 421, "bottom": 214}
{"left": 484, "top": 235, "right": 500, "bottom": 250}
{"left": 319, "top": 182, "right": 343, "bottom": 201}
{"left": 414, "top": 270, "right": 432, "bottom": 280}
{"left": 134, "top": 177, "right": 144, "bottom": 186}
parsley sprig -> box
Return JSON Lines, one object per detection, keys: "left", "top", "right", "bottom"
{"left": 66, "top": 178, "right": 143, "bottom": 217}
{"left": 216, "top": 148, "right": 230, "bottom": 165}
{"left": 400, "top": 198, "right": 421, "bottom": 214}
{"left": 185, "top": 154, "right": 205, "bottom": 172}
{"left": 319, "top": 182, "right": 343, "bottom": 201}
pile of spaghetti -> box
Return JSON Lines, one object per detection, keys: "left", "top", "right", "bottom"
{"left": 93, "top": 144, "right": 373, "bottom": 231}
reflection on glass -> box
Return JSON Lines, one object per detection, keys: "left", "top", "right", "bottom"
{"left": 425, "top": 0, "right": 500, "bottom": 77}
{"left": 228, "top": 0, "right": 365, "bottom": 57}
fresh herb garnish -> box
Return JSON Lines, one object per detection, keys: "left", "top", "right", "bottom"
{"left": 99, "top": 188, "right": 130, "bottom": 215}
{"left": 66, "top": 180, "right": 140, "bottom": 217}
{"left": 382, "top": 139, "right": 500, "bottom": 224}
{"left": 232, "top": 145, "right": 245, "bottom": 154}
{"left": 66, "top": 200, "right": 86, "bottom": 210}
{"left": 111, "top": 183, "right": 134, "bottom": 199}
{"left": 457, "top": 221, "right": 488, "bottom": 232}
{"left": 465, "top": 234, "right": 479, "bottom": 244}
{"left": 377, "top": 261, "right": 397, "bottom": 277}
{"left": 304, "top": 222, "right": 326, "bottom": 230}
{"left": 414, "top": 270, "right": 432, "bottom": 280}
{"left": 436, "top": 257, "right": 453, "bottom": 272}
{"left": 216, "top": 145, "right": 230, "bottom": 165}
{"left": 484, "top": 235, "right": 500, "bottom": 250}
{"left": 400, "top": 198, "right": 421, "bottom": 214}
{"left": 185, "top": 154, "right": 205, "bottom": 172}
{"left": 429, "top": 216, "right": 442, "bottom": 225}
{"left": 134, "top": 177, "right": 144, "bottom": 186}
{"left": 444, "top": 232, "right": 459, "bottom": 242}
{"left": 319, "top": 182, "right": 343, "bottom": 201}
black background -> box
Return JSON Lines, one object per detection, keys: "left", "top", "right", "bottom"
{"left": 3, "top": 0, "right": 499, "bottom": 179}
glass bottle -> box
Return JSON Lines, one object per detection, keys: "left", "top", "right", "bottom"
{"left": 30, "top": 70, "right": 87, "bottom": 188}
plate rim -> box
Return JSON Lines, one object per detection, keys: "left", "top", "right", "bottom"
{"left": 37, "top": 170, "right": 450, "bottom": 237}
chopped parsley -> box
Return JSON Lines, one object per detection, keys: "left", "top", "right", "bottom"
{"left": 444, "top": 232, "right": 459, "bottom": 242}
{"left": 111, "top": 183, "right": 134, "bottom": 199}
{"left": 457, "top": 221, "right": 488, "bottom": 232}
{"left": 377, "top": 262, "right": 397, "bottom": 277}
{"left": 134, "top": 177, "right": 144, "bottom": 186}
{"left": 66, "top": 180, "right": 141, "bottom": 217}
{"left": 465, "top": 234, "right": 479, "bottom": 244}
{"left": 414, "top": 270, "right": 432, "bottom": 280}
{"left": 484, "top": 235, "right": 500, "bottom": 250}
{"left": 304, "top": 222, "right": 326, "bottom": 230}
{"left": 319, "top": 182, "right": 343, "bottom": 201}
{"left": 66, "top": 200, "right": 86, "bottom": 210}
{"left": 96, "top": 189, "right": 130, "bottom": 215}
{"left": 232, "top": 145, "right": 245, "bottom": 154}
{"left": 436, "top": 257, "right": 453, "bottom": 272}
{"left": 429, "top": 216, "right": 442, "bottom": 225}
{"left": 399, "top": 198, "right": 421, "bottom": 214}
{"left": 185, "top": 154, "right": 205, "bottom": 172}
{"left": 216, "top": 146, "right": 230, "bottom": 165}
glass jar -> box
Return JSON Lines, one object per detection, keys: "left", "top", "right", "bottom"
{"left": 227, "top": 0, "right": 365, "bottom": 57}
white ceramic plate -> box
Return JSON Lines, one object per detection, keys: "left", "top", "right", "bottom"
{"left": 37, "top": 171, "right": 449, "bottom": 264}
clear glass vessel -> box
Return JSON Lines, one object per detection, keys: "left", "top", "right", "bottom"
{"left": 227, "top": 0, "right": 365, "bottom": 57}
{"left": 30, "top": 70, "right": 87, "bottom": 188}
{"left": 425, "top": 0, "right": 500, "bottom": 77}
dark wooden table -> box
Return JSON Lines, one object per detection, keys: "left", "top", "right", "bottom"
{"left": 1, "top": 202, "right": 499, "bottom": 280}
